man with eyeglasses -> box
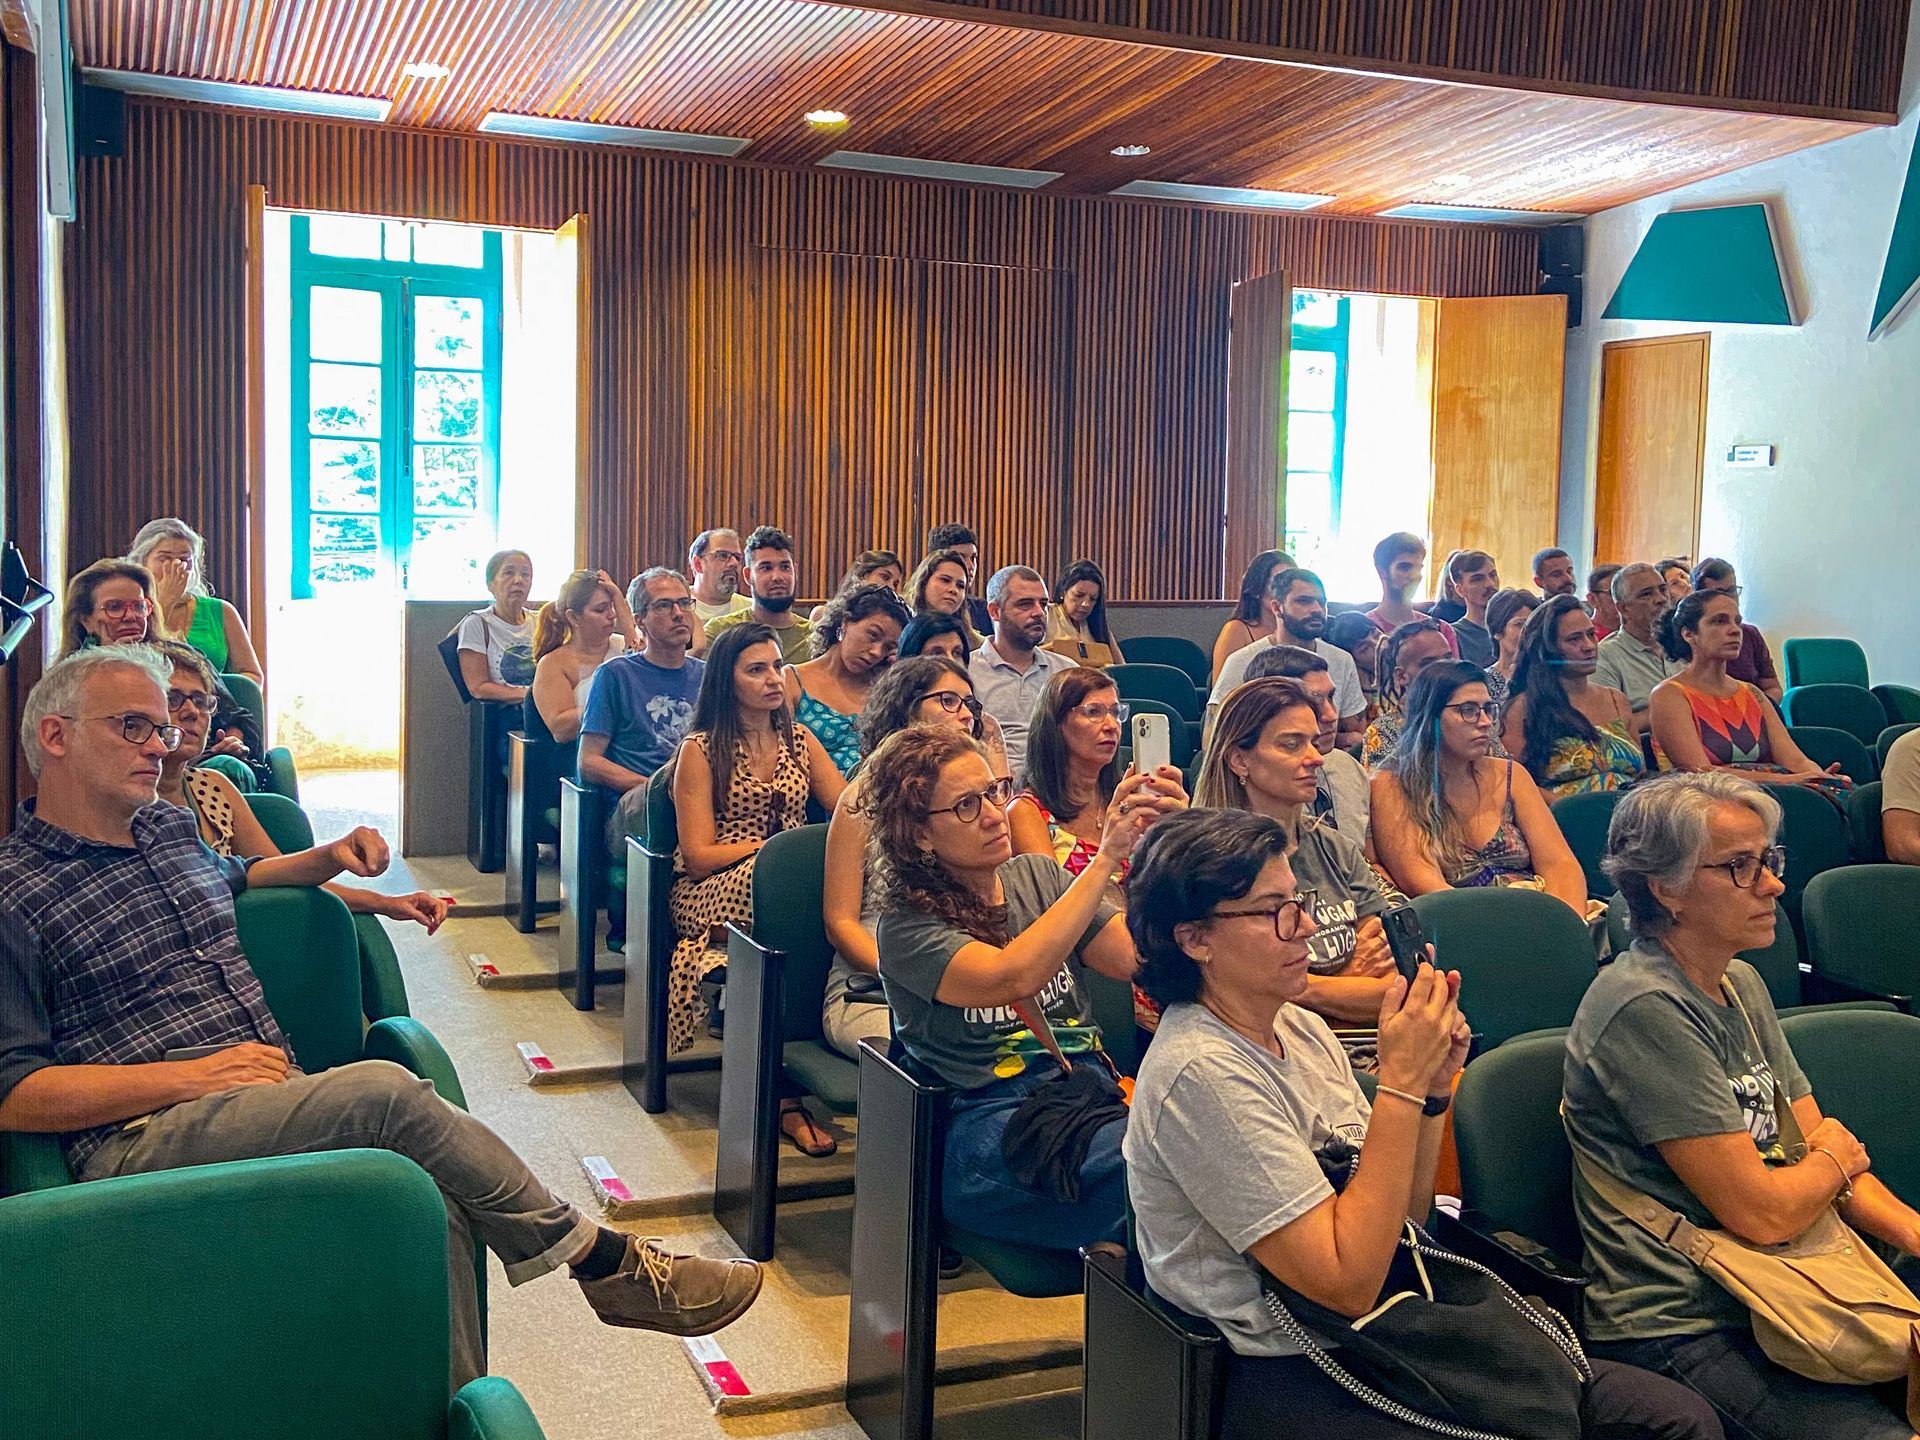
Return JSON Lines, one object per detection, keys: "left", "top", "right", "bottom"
{"left": 686, "top": 528, "right": 749, "bottom": 657}
{"left": 969, "top": 565, "right": 1079, "bottom": 786}
{"left": 1690, "top": 558, "right": 1782, "bottom": 704}
{"left": 582, "top": 568, "right": 706, "bottom": 927}
{"left": 0, "top": 645, "right": 765, "bottom": 1385}
{"left": 1595, "top": 563, "right": 1682, "bottom": 734}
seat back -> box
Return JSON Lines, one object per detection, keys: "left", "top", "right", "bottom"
{"left": 1786, "top": 725, "right": 1877, "bottom": 783}
{"left": 1453, "top": 1032, "right": 1582, "bottom": 1265}
{"left": 1780, "top": 1009, "right": 1920, "bottom": 1202}
{"left": 244, "top": 792, "right": 316, "bottom": 853}
{"left": 1784, "top": 637, "right": 1868, "bottom": 690}
{"left": 1874, "top": 687, "right": 1920, "bottom": 728}
{"left": 1087, "top": 968, "right": 1140, "bottom": 1077}
{"left": 1120, "top": 636, "right": 1210, "bottom": 691}
{"left": 233, "top": 886, "right": 365, "bottom": 1074}
{"left": 1847, "top": 782, "right": 1887, "bottom": 864}
{"left": 1879, "top": 723, "right": 1920, "bottom": 772}
{"left": 750, "top": 825, "right": 834, "bottom": 1046}
{"left": 645, "top": 761, "right": 679, "bottom": 853}
{"left": 0, "top": 1149, "right": 450, "bottom": 1440}
{"left": 1604, "top": 891, "right": 1633, "bottom": 957}
{"left": 1801, "top": 864, "right": 1920, "bottom": 1001}
{"left": 1550, "top": 789, "right": 1624, "bottom": 898}
{"left": 1737, "top": 901, "right": 1803, "bottom": 1010}
{"left": 1774, "top": 783, "right": 1853, "bottom": 927}
{"left": 219, "top": 671, "right": 266, "bottom": 725}
{"left": 1119, "top": 696, "right": 1196, "bottom": 768}
{"left": 1411, "top": 888, "right": 1596, "bottom": 1047}
{"left": 1781, "top": 685, "right": 1886, "bottom": 746}
{"left": 1108, "top": 663, "right": 1202, "bottom": 721}
{"left": 437, "top": 625, "right": 474, "bottom": 704}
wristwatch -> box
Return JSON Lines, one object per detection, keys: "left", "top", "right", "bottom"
{"left": 1422, "top": 1092, "right": 1452, "bottom": 1117}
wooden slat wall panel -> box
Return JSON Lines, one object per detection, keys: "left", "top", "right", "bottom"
{"left": 63, "top": 99, "right": 1539, "bottom": 602}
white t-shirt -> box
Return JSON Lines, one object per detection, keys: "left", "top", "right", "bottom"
{"left": 457, "top": 608, "right": 535, "bottom": 687}
{"left": 1883, "top": 727, "right": 1920, "bottom": 817}
{"left": 1208, "top": 635, "right": 1366, "bottom": 722}
{"left": 691, "top": 592, "right": 751, "bottom": 628}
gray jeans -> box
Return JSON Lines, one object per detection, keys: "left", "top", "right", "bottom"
{"left": 82, "top": 1060, "right": 596, "bottom": 1389}
{"left": 607, "top": 783, "right": 649, "bottom": 860}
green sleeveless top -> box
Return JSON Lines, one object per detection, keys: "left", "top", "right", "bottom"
{"left": 184, "top": 594, "right": 229, "bottom": 672}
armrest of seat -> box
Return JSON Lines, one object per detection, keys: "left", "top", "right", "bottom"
{"left": 450, "top": 1376, "right": 549, "bottom": 1440}
{"left": 1, "top": 1131, "right": 76, "bottom": 1195}
{"left": 1803, "top": 969, "right": 1913, "bottom": 1014}
{"left": 715, "top": 924, "right": 788, "bottom": 1259}
{"left": 365, "top": 1016, "right": 469, "bottom": 1110}
{"left": 265, "top": 746, "right": 299, "bottom": 803}
{"left": 353, "top": 913, "right": 412, "bottom": 1022}
{"left": 1434, "top": 1211, "right": 1588, "bottom": 1326}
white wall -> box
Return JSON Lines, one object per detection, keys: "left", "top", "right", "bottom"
{"left": 1560, "top": 6, "right": 1920, "bottom": 682}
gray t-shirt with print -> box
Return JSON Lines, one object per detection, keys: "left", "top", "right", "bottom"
{"left": 1287, "top": 820, "right": 1393, "bottom": 976}
{"left": 876, "top": 852, "right": 1120, "bottom": 1090}
{"left": 1126, "top": 1000, "right": 1372, "bottom": 1356}
{"left": 1563, "top": 942, "right": 1811, "bottom": 1341}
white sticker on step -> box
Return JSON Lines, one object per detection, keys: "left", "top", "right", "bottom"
{"left": 468, "top": 953, "right": 499, "bottom": 978}
{"left": 516, "top": 1041, "right": 554, "bottom": 1076}
{"left": 580, "top": 1155, "right": 634, "bottom": 1204}
{"left": 685, "top": 1335, "right": 751, "bottom": 1397}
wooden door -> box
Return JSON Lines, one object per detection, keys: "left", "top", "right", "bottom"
{"left": 1223, "top": 269, "right": 1290, "bottom": 595}
{"left": 1593, "top": 334, "right": 1708, "bottom": 566}
{"left": 1427, "top": 295, "right": 1567, "bottom": 585}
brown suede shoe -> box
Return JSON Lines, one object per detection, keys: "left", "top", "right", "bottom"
{"left": 578, "top": 1236, "right": 763, "bottom": 1336}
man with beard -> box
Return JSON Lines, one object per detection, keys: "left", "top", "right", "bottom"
{"left": 968, "top": 565, "right": 1077, "bottom": 786}
{"left": 1594, "top": 562, "right": 1681, "bottom": 733}
{"left": 1209, "top": 568, "right": 1366, "bottom": 750}
{"left": 1532, "top": 546, "right": 1578, "bottom": 599}
{"left": 687, "top": 528, "right": 749, "bottom": 657}
{"left": 703, "top": 526, "right": 812, "bottom": 664}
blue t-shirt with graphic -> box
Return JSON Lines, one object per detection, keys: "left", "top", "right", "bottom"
{"left": 579, "top": 653, "right": 703, "bottom": 790}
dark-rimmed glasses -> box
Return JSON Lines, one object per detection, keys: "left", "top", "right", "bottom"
{"left": 96, "top": 598, "right": 153, "bottom": 621}
{"left": 60, "top": 713, "right": 183, "bottom": 751}
{"left": 645, "top": 596, "right": 696, "bottom": 615}
{"left": 167, "top": 689, "right": 218, "bottom": 716}
{"left": 919, "top": 690, "right": 983, "bottom": 719}
{"left": 1211, "top": 890, "right": 1319, "bottom": 941}
{"left": 1700, "top": 846, "right": 1786, "bottom": 889}
{"left": 1444, "top": 701, "right": 1500, "bottom": 725}
{"left": 926, "top": 776, "right": 1015, "bottom": 824}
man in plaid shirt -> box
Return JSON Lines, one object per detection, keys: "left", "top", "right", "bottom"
{"left": 0, "top": 645, "right": 762, "bottom": 1384}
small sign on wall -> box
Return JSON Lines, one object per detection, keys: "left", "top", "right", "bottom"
{"left": 1727, "top": 444, "right": 1776, "bottom": 468}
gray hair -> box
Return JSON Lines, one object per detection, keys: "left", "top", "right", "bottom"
{"left": 127, "top": 517, "right": 210, "bottom": 597}
{"left": 985, "top": 564, "right": 1045, "bottom": 607}
{"left": 20, "top": 645, "right": 173, "bottom": 777}
{"left": 1611, "top": 562, "right": 1659, "bottom": 606}
{"left": 1603, "top": 772, "right": 1783, "bottom": 939}
{"left": 626, "top": 565, "right": 687, "bottom": 612}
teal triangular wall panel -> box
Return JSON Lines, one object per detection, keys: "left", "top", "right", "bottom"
{"left": 1870, "top": 125, "right": 1920, "bottom": 340}
{"left": 1602, "top": 204, "right": 1795, "bottom": 325}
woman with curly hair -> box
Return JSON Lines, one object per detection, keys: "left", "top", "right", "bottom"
{"left": 866, "top": 724, "right": 1178, "bottom": 1247}
{"left": 783, "top": 582, "right": 911, "bottom": 777}
{"left": 807, "top": 548, "right": 906, "bottom": 624}
{"left": 1361, "top": 617, "right": 1455, "bottom": 768}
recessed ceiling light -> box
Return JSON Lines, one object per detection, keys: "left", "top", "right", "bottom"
{"left": 804, "top": 109, "right": 849, "bottom": 129}
{"left": 402, "top": 61, "right": 451, "bottom": 80}
{"left": 1110, "top": 144, "right": 1151, "bottom": 158}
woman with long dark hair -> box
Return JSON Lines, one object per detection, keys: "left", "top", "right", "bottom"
{"left": 1008, "top": 668, "right": 1131, "bottom": 891}
{"left": 1045, "top": 559, "right": 1125, "bottom": 667}
{"left": 1370, "top": 661, "right": 1586, "bottom": 913}
{"left": 1501, "top": 594, "right": 1643, "bottom": 799}
{"left": 784, "top": 582, "right": 911, "bottom": 777}
{"left": 907, "top": 547, "right": 980, "bottom": 651}
{"left": 1484, "top": 586, "right": 1539, "bottom": 705}
{"left": 897, "top": 611, "right": 971, "bottom": 663}
{"left": 1211, "top": 549, "right": 1292, "bottom": 680}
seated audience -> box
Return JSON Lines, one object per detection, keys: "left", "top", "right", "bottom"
{"left": 1323, "top": 610, "right": 1381, "bottom": 716}
{"left": 1362, "top": 618, "right": 1455, "bottom": 768}
{"left": 1371, "top": 662, "right": 1587, "bottom": 913}
{"left": 128, "top": 517, "right": 263, "bottom": 682}
{"left": 1212, "top": 549, "right": 1290, "bottom": 679}
{"left": 457, "top": 549, "right": 537, "bottom": 703}
{"left": 1210, "top": 568, "right": 1366, "bottom": 749}
{"left": 1483, "top": 586, "right": 1540, "bottom": 704}
{"left": 897, "top": 611, "right": 971, "bottom": 662}
{"left": 1588, "top": 562, "right": 1624, "bottom": 639}
{"left": 1690, "top": 559, "right": 1783, "bottom": 704}
{"left": 669, "top": 624, "right": 845, "bottom": 1153}
{"left": 866, "top": 724, "right": 1175, "bottom": 1248}
{"left": 1446, "top": 549, "right": 1500, "bottom": 667}
{"left": 1596, "top": 563, "right": 1681, "bottom": 733}
{"left": 530, "top": 569, "right": 638, "bottom": 743}
{"left": 1123, "top": 809, "right": 1717, "bottom": 1440}
{"left": 1883, "top": 727, "right": 1920, "bottom": 865}
{"left": 1656, "top": 557, "right": 1693, "bottom": 606}
{"left": 969, "top": 565, "right": 1079, "bottom": 784}
{"left": 1567, "top": 772, "right": 1918, "bottom": 1440}
{"left": 1650, "top": 592, "right": 1849, "bottom": 790}
{"left": 1365, "top": 532, "right": 1458, "bottom": 655}
{"left": 1044, "top": 559, "right": 1126, "bottom": 667}
{"left": 1243, "top": 644, "right": 1371, "bottom": 840}
{"left": 1533, "top": 545, "right": 1578, "bottom": 599}
{"left": 926, "top": 521, "right": 994, "bottom": 637}
{"left": 1501, "top": 595, "right": 1644, "bottom": 799}
{"left": 906, "top": 547, "right": 981, "bottom": 651}
{"left": 821, "top": 658, "right": 1011, "bottom": 1061}
{"left": 580, "top": 568, "right": 704, "bottom": 858}
{"left": 1008, "top": 668, "right": 1136, "bottom": 896}
{"left": 687, "top": 528, "right": 749, "bottom": 657}
{"left": 704, "top": 526, "right": 813, "bottom": 664}
{"left": 1193, "top": 679, "right": 1403, "bottom": 1060}
{"left": 0, "top": 646, "right": 763, "bottom": 1389}
{"left": 152, "top": 640, "right": 451, "bottom": 934}
{"left": 1428, "top": 549, "right": 1468, "bottom": 624}
{"left": 806, "top": 548, "right": 905, "bottom": 625}
{"left": 784, "top": 583, "right": 911, "bottom": 778}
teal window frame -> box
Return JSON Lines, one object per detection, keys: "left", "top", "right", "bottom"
{"left": 288, "top": 216, "right": 504, "bottom": 599}
{"left": 1283, "top": 292, "right": 1350, "bottom": 562}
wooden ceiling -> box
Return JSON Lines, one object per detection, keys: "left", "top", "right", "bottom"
{"left": 70, "top": 0, "right": 1865, "bottom": 217}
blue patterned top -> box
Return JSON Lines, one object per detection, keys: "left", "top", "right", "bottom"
{"left": 793, "top": 681, "right": 862, "bottom": 779}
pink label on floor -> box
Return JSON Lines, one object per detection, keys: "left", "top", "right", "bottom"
{"left": 516, "top": 1043, "right": 554, "bottom": 1074}
{"left": 685, "top": 1336, "right": 750, "bottom": 1396}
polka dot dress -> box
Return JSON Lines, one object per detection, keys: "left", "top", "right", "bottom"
{"left": 183, "top": 767, "right": 238, "bottom": 856}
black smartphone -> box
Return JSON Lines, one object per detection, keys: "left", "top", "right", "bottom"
{"left": 1382, "top": 904, "right": 1428, "bottom": 984}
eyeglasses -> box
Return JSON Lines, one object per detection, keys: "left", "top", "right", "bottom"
{"left": 1700, "top": 584, "right": 1744, "bottom": 599}
{"left": 1211, "top": 891, "right": 1320, "bottom": 942}
{"left": 925, "top": 776, "right": 1016, "bottom": 824}
{"left": 1071, "top": 701, "right": 1130, "bottom": 725}
{"left": 1443, "top": 701, "right": 1501, "bottom": 724}
{"left": 96, "top": 599, "right": 153, "bottom": 621}
{"left": 59, "top": 713, "right": 183, "bottom": 750}
{"left": 1700, "top": 846, "right": 1786, "bottom": 889}
{"left": 167, "top": 689, "right": 218, "bottom": 715}
{"left": 919, "top": 690, "right": 983, "bottom": 718}
{"left": 645, "top": 597, "right": 696, "bottom": 615}
{"left": 703, "top": 549, "right": 743, "bottom": 564}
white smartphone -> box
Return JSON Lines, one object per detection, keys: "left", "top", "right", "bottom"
{"left": 1130, "top": 711, "right": 1171, "bottom": 777}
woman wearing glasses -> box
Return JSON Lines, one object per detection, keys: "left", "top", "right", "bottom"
{"left": 1565, "top": 773, "right": 1920, "bottom": 1439}
{"left": 1371, "top": 662, "right": 1588, "bottom": 914}
{"left": 1008, "top": 669, "right": 1154, "bottom": 897}
{"left": 149, "top": 639, "right": 451, "bottom": 933}
{"left": 864, "top": 723, "right": 1181, "bottom": 1248}
{"left": 784, "top": 583, "right": 912, "bottom": 779}
{"left": 820, "top": 657, "right": 1006, "bottom": 1060}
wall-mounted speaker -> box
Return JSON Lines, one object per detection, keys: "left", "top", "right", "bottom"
{"left": 1540, "top": 224, "right": 1584, "bottom": 277}
{"left": 75, "top": 82, "right": 125, "bottom": 160}
{"left": 1540, "top": 273, "right": 1584, "bottom": 329}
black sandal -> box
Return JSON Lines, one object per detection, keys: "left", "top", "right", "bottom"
{"left": 779, "top": 1099, "right": 837, "bottom": 1158}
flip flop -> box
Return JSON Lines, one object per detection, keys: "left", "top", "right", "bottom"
{"left": 779, "top": 1101, "right": 837, "bottom": 1158}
